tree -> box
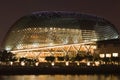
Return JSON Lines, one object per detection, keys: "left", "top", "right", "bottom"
{"left": 86, "top": 54, "right": 93, "bottom": 61}
{"left": 74, "top": 54, "right": 85, "bottom": 61}
{"left": 57, "top": 56, "right": 64, "bottom": 61}
{"left": 111, "top": 57, "right": 119, "bottom": 64}
{"left": 0, "top": 50, "right": 16, "bottom": 62}
{"left": 19, "top": 57, "right": 28, "bottom": 62}
{"left": 45, "top": 56, "right": 55, "bottom": 62}
{"left": 64, "top": 55, "right": 69, "bottom": 61}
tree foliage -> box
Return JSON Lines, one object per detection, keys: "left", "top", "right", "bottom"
{"left": 45, "top": 56, "right": 55, "bottom": 62}
{"left": 0, "top": 50, "right": 16, "bottom": 62}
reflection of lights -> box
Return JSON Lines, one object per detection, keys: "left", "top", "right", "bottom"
{"left": 50, "top": 27, "right": 53, "bottom": 30}
{"left": 51, "top": 62, "right": 55, "bottom": 66}
{"left": 106, "top": 53, "right": 111, "bottom": 58}
{"left": 21, "top": 62, "right": 25, "bottom": 66}
{"left": 65, "top": 62, "right": 69, "bottom": 66}
{"left": 62, "top": 28, "right": 65, "bottom": 30}
{"left": 112, "top": 53, "right": 118, "bottom": 57}
{"left": 99, "top": 54, "right": 105, "bottom": 58}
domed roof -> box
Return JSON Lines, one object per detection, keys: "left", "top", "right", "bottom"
{"left": 2, "top": 11, "right": 119, "bottom": 51}
{"left": 10, "top": 11, "right": 117, "bottom": 30}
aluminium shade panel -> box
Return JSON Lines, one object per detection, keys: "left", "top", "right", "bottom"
{"left": 1, "top": 11, "right": 119, "bottom": 51}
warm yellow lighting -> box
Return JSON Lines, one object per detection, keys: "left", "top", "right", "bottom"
{"left": 95, "top": 61, "right": 100, "bottom": 66}
{"left": 87, "top": 62, "right": 90, "bottom": 66}
{"left": 10, "top": 61, "right": 13, "bottom": 65}
{"left": 11, "top": 43, "right": 94, "bottom": 53}
{"left": 17, "top": 44, "right": 23, "bottom": 49}
{"left": 77, "top": 62, "right": 80, "bottom": 66}
{"left": 51, "top": 62, "right": 55, "bottom": 66}
{"left": 65, "top": 62, "right": 69, "bottom": 66}
{"left": 33, "top": 43, "right": 39, "bottom": 47}
{"left": 21, "top": 62, "right": 25, "bottom": 66}
{"left": 99, "top": 54, "right": 105, "bottom": 58}
{"left": 106, "top": 53, "right": 111, "bottom": 58}
{"left": 35, "top": 62, "right": 39, "bottom": 66}
{"left": 112, "top": 53, "right": 118, "bottom": 57}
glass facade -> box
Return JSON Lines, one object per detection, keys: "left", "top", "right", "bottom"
{"left": 1, "top": 11, "right": 119, "bottom": 61}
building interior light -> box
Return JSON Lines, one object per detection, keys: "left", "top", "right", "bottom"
{"left": 106, "top": 53, "right": 111, "bottom": 58}
{"left": 99, "top": 54, "right": 105, "bottom": 58}
{"left": 112, "top": 53, "right": 118, "bottom": 57}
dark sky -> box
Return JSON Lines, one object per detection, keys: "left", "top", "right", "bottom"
{"left": 0, "top": 0, "right": 120, "bottom": 44}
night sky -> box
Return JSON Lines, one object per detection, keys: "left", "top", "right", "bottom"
{"left": 0, "top": 0, "right": 120, "bottom": 44}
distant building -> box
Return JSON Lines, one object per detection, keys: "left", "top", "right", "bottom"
{"left": 1, "top": 11, "right": 119, "bottom": 62}
{"left": 97, "top": 39, "right": 120, "bottom": 57}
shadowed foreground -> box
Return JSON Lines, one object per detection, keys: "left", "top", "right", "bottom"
{"left": 0, "top": 65, "right": 119, "bottom": 75}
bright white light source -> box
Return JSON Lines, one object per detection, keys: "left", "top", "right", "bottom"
{"left": 65, "top": 62, "right": 69, "bottom": 66}
{"left": 50, "top": 27, "right": 53, "bottom": 30}
{"left": 35, "top": 62, "right": 39, "bottom": 66}
{"left": 112, "top": 53, "right": 118, "bottom": 57}
{"left": 87, "top": 62, "right": 90, "bottom": 66}
{"left": 10, "top": 61, "right": 13, "bottom": 65}
{"left": 5, "top": 46, "right": 11, "bottom": 51}
{"left": 21, "top": 62, "right": 25, "bottom": 66}
{"left": 51, "top": 62, "right": 55, "bottom": 66}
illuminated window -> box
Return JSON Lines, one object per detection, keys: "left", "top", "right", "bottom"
{"left": 106, "top": 53, "right": 111, "bottom": 58}
{"left": 112, "top": 53, "right": 118, "bottom": 57}
{"left": 99, "top": 54, "right": 105, "bottom": 58}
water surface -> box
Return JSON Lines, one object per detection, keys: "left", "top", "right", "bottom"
{"left": 0, "top": 74, "right": 120, "bottom": 80}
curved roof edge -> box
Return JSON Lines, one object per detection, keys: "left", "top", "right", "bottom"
{"left": 11, "top": 11, "right": 120, "bottom": 36}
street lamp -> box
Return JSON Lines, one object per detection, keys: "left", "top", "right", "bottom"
{"left": 77, "top": 62, "right": 80, "bottom": 66}
{"left": 21, "top": 61, "right": 25, "bottom": 66}
{"left": 10, "top": 61, "right": 13, "bottom": 66}
{"left": 51, "top": 62, "right": 55, "bottom": 66}
{"left": 35, "top": 62, "right": 39, "bottom": 66}
{"left": 65, "top": 61, "right": 69, "bottom": 66}
{"left": 87, "top": 62, "right": 90, "bottom": 66}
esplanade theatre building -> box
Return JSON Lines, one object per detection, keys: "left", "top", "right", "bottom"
{"left": 1, "top": 11, "right": 120, "bottom": 62}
